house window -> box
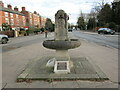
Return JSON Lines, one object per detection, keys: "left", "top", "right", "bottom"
{"left": 23, "top": 21, "right": 26, "bottom": 26}
{"left": 30, "top": 13, "right": 32, "bottom": 18}
{"left": 22, "top": 16, "right": 26, "bottom": 26}
{"left": 16, "top": 14, "right": 19, "bottom": 18}
{"left": 10, "top": 13, "right": 13, "bottom": 18}
{"left": 10, "top": 19, "right": 14, "bottom": 25}
{"left": 17, "top": 20, "right": 19, "bottom": 26}
{"left": 30, "top": 19, "right": 32, "bottom": 25}
{"left": 34, "top": 20, "right": 37, "bottom": 25}
{"left": 5, "top": 18, "right": 9, "bottom": 24}
{"left": 15, "top": 14, "right": 19, "bottom": 25}
{"left": 22, "top": 16, "right": 25, "bottom": 20}
{"left": 5, "top": 12, "right": 8, "bottom": 17}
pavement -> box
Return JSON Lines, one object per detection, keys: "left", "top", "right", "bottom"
{"left": 1, "top": 32, "right": 119, "bottom": 89}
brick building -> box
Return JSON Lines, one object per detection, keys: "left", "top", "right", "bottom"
{"left": 21, "top": 7, "right": 33, "bottom": 28}
{"left": 40, "top": 16, "right": 47, "bottom": 28}
{"left": 0, "top": 1, "right": 47, "bottom": 31}
{"left": 0, "top": 1, "right": 26, "bottom": 31}
{"left": 21, "top": 7, "right": 46, "bottom": 29}
{"left": 32, "top": 11, "right": 40, "bottom": 28}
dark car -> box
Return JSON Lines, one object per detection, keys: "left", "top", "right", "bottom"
{"left": 68, "top": 29, "right": 72, "bottom": 32}
{"left": 98, "top": 28, "right": 115, "bottom": 35}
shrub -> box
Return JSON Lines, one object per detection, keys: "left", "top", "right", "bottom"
{"left": 115, "top": 25, "right": 120, "bottom": 32}
{"left": 108, "top": 22, "right": 116, "bottom": 29}
{"left": 19, "top": 31, "right": 27, "bottom": 36}
{"left": 0, "top": 31, "right": 14, "bottom": 37}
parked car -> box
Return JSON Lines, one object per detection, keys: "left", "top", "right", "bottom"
{"left": 98, "top": 28, "right": 115, "bottom": 35}
{"left": 0, "top": 34, "right": 9, "bottom": 44}
{"left": 68, "top": 29, "right": 72, "bottom": 32}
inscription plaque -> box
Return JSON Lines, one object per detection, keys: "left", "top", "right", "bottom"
{"left": 57, "top": 62, "right": 67, "bottom": 70}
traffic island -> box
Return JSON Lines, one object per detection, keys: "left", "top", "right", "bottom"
{"left": 17, "top": 56, "right": 109, "bottom": 82}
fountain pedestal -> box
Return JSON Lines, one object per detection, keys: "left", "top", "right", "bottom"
{"left": 54, "top": 50, "right": 70, "bottom": 74}
{"left": 55, "top": 50, "right": 70, "bottom": 61}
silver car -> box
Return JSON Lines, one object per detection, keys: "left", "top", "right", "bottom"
{"left": 0, "top": 34, "right": 9, "bottom": 44}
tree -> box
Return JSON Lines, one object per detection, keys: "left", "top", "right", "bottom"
{"left": 2, "top": 23, "right": 11, "bottom": 31}
{"left": 68, "top": 23, "right": 75, "bottom": 29}
{"left": 45, "top": 18, "right": 54, "bottom": 32}
{"left": 77, "top": 17, "right": 86, "bottom": 30}
{"left": 87, "top": 17, "right": 96, "bottom": 31}
{"left": 97, "top": 3, "right": 112, "bottom": 27}
{"left": 68, "top": 23, "right": 71, "bottom": 29}
{"left": 111, "top": 1, "right": 120, "bottom": 25}
{"left": 93, "top": 0, "right": 106, "bottom": 13}
{"left": 108, "top": 22, "right": 116, "bottom": 29}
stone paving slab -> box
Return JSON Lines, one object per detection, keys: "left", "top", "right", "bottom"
{"left": 52, "top": 81, "right": 79, "bottom": 88}
{"left": 28, "top": 81, "right": 53, "bottom": 88}
{"left": 76, "top": 80, "right": 118, "bottom": 88}
{"left": 2, "top": 83, "right": 7, "bottom": 88}
{"left": 17, "top": 57, "right": 109, "bottom": 82}
{"left": 4, "top": 82, "right": 29, "bottom": 88}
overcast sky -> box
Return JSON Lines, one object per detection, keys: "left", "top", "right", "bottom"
{"left": 3, "top": 0, "right": 114, "bottom": 24}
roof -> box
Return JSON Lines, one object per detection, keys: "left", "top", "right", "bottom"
{"left": 0, "top": 6, "right": 25, "bottom": 16}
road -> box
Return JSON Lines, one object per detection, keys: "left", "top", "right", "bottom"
{"left": 73, "top": 31, "right": 119, "bottom": 49}
{"left": 2, "top": 33, "right": 53, "bottom": 52}
{"left": 1, "top": 31, "right": 119, "bottom": 53}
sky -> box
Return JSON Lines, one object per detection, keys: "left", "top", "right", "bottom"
{"left": 2, "top": 0, "right": 114, "bottom": 24}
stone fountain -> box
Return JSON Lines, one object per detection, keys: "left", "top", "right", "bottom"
{"left": 43, "top": 10, "right": 81, "bottom": 74}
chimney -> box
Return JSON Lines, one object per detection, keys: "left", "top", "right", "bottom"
{"left": 22, "top": 7, "right": 26, "bottom": 11}
{"left": 0, "top": 1, "right": 4, "bottom": 7}
{"left": 34, "top": 11, "right": 37, "bottom": 14}
{"left": 7, "top": 4, "right": 12, "bottom": 9}
{"left": 14, "top": 6, "right": 18, "bottom": 11}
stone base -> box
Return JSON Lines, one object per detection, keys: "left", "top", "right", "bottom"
{"left": 17, "top": 57, "right": 109, "bottom": 82}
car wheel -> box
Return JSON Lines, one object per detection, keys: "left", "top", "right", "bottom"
{"left": 104, "top": 31, "right": 108, "bottom": 34}
{"left": 1, "top": 38, "right": 8, "bottom": 44}
{"left": 99, "top": 31, "right": 103, "bottom": 34}
{"left": 111, "top": 33, "right": 115, "bottom": 35}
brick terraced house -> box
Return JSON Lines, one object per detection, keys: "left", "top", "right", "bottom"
{"left": 0, "top": 1, "right": 46, "bottom": 31}
{"left": 0, "top": 1, "right": 26, "bottom": 31}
